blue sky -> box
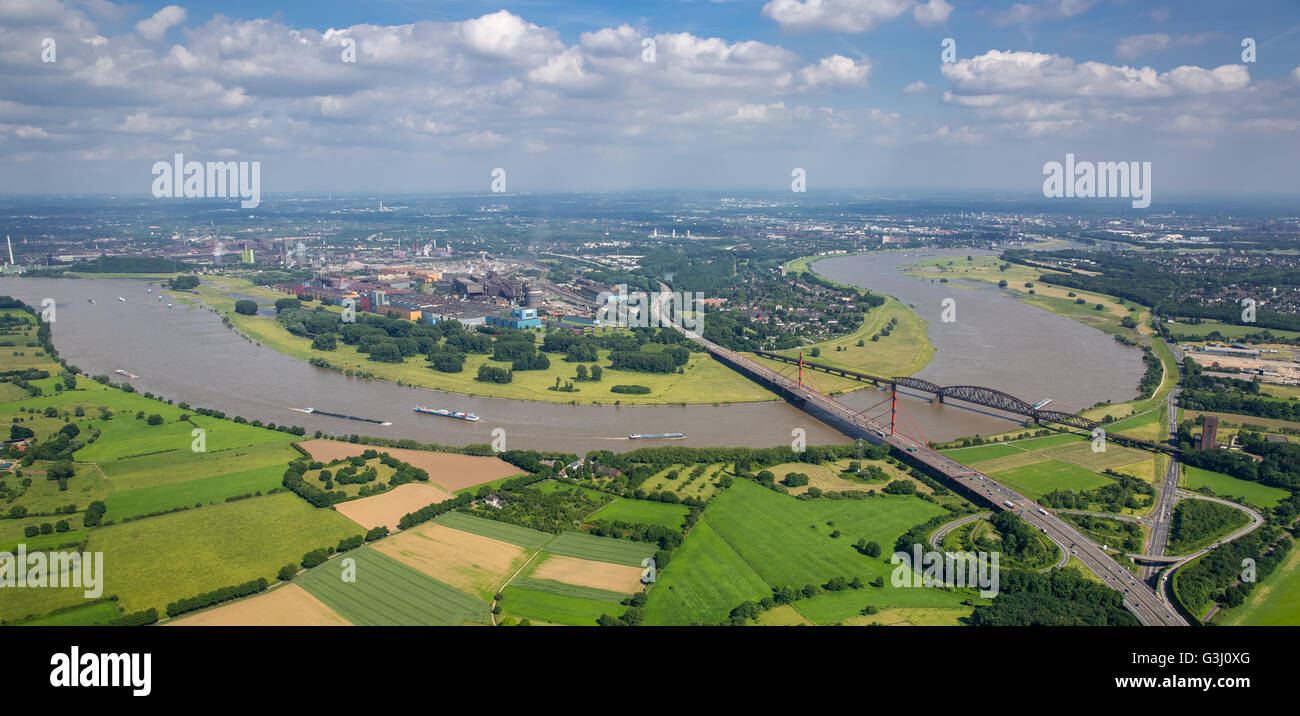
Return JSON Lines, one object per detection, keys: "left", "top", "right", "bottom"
{"left": 2, "top": 0, "right": 1299, "bottom": 199}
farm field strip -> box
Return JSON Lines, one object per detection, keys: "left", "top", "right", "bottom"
{"left": 587, "top": 497, "right": 689, "bottom": 529}
{"left": 297, "top": 548, "right": 489, "bottom": 626}
{"left": 542, "top": 531, "right": 657, "bottom": 566}
{"left": 371, "top": 522, "right": 529, "bottom": 601}
{"left": 433, "top": 511, "right": 552, "bottom": 550}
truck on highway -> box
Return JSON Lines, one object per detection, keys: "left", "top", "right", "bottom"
{"left": 1003, "top": 500, "right": 1016, "bottom": 510}
{"left": 1037, "top": 507, "right": 1048, "bottom": 516}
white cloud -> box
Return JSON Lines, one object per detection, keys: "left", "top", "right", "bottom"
{"left": 0, "top": 1, "right": 1293, "bottom": 194}
{"left": 528, "top": 47, "right": 596, "bottom": 89}
{"left": 762, "top": 0, "right": 914, "bottom": 33}
{"left": 1115, "top": 32, "right": 1218, "bottom": 60}
{"left": 458, "top": 10, "right": 561, "bottom": 64}
{"left": 942, "top": 50, "right": 1250, "bottom": 99}
{"left": 14, "top": 125, "right": 50, "bottom": 139}
{"left": 135, "top": 5, "right": 186, "bottom": 41}
{"left": 733, "top": 102, "right": 786, "bottom": 122}
{"left": 800, "top": 54, "right": 871, "bottom": 87}
{"left": 579, "top": 24, "right": 642, "bottom": 55}
{"left": 993, "top": 0, "right": 1095, "bottom": 26}
{"left": 913, "top": 0, "right": 952, "bottom": 25}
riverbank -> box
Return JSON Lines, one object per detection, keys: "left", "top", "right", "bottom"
{"left": 748, "top": 295, "right": 933, "bottom": 392}
{"left": 769, "top": 252, "right": 935, "bottom": 390}
{"left": 184, "top": 275, "right": 780, "bottom": 407}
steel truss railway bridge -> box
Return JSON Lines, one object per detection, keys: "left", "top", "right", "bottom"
{"left": 752, "top": 350, "right": 1180, "bottom": 456}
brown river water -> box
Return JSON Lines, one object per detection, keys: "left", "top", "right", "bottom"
{"left": 0, "top": 251, "right": 1141, "bottom": 451}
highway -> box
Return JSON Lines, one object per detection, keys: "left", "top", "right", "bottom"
{"left": 1132, "top": 492, "right": 1264, "bottom": 566}
{"left": 661, "top": 296, "right": 1188, "bottom": 625}
{"left": 928, "top": 512, "right": 991, "bottom": 551}
{"left": 1141, "top": 385, "right": 1182, "bottom": 582}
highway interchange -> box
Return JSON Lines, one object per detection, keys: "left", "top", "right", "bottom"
{"left": 662, "top": 299, "right": 1190, "bottom": 625}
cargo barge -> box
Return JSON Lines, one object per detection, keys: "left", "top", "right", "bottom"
{"left": 294, "top": 407, "right": 391, "bottom": 426}
{"left": 413, "top": 406, "right": 480, "bottom": 422}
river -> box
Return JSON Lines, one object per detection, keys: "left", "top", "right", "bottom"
{"left": 0, "top": 251, "right": 1143, "bottom": 450}
{"left": 0, "top": 276, "right": 847, "bottom": 453}
{"left": 815, "top": 249, "right": 1145, "bottom": 441}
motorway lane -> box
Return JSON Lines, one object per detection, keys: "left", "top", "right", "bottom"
{"left": 1141, "top": 384, "right": 1183, "bottom": 583}
{"left": 928, "top": 512, "right": 991, "bottom": 550}
{"left": 1146, "top": 493, "right": 1265, "bottom": 621}
{"left": 1135, "top": 493, "right": 1265, "bottom": 565}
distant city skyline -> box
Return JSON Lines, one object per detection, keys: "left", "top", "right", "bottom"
{"left": 2, "top": 0, "right": 1299, "bottom": 199}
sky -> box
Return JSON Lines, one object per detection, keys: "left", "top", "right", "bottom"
{"left": 2, "top": 0, "right": 1299, "bottom": 200}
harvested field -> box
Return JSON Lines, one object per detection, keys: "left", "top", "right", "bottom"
{"left": 530, "top": 554, "right": 645, "bottom": 594}
{"left": 168, "top": 584, "right": 351, "bottom": 626}
{"left": 372, "top": 523, "right": 528, "bottom": 600}
{"left": 334, "top": 483, "right": 454, "bottom": 530}
{"left": 295, "top": 439, "right": 524, "bottom": 491}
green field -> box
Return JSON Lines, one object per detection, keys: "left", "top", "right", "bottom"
{"left": 543, "top": 531, "right": 657, "bottom": 566}
{"left": 588, "top": 497, "right": 690, "bottom": 529}
{"left": 1261, "top": 384, "right": 1300, "bottom": 400}
{"left": 96, "top": 441, "right": 301, "bottom": 490}
{"left": 498, "top": 585, "right": 617, "bottom": 626}
{"left": 1036, "top": 441, "right": 1152, "bottom": 472}
{"left": 1164, "top": 320, "right": 1300, "bottom": 341}
{"left": 2, "top": 462, "right": 111, "bottom": 514}
{"left": 1005, "top": 433, "right": 1086, "bottom": 451}
{"left": 297, "top": 547, "right": 489, "bottom": 626}
{"left": 795, "top": 582, "right": 985, "bottom": 626}
{"left": 1182, "top": 466, "right": 1289, "bottom": 509}
{"left": 14, "top": 600, "right": 123, "bottom": 626}
{"left": 104, "top": 463, "right": 285, "bottom": 519}
{"left": 940, "top": 443, "right": 1025, "bottom": 463}
{"left": 75, "top": 414, "right": 287, "bottom": 463}
{"left": 1182, "top": 410, "right": 1300, "bottom": 435}
{"left": 643, "top": 480, "right": 978, "bottom": 625}
{"left": 635, "top": 463, "right": 729, "bottom": 502}
{"left": 0, "top": 492, "right": 362, "bottom": 622}
{"left": 642, "top": 520, "right": 771, "bottom": 626}
{"left": 432, "top": 511, "right": 552, "bottom": 550}
{"left": 1106, "top": 409, "right": 1164, "bottom": 441}
{"left": 705, "top": 481, "right": 947, "bottom": 588}
{"left": 1217, "top": 544, "right": 1300, "bottom": 626}
{"left": 509, "top": 576, "right": 629, "bottom": 603}
{"left": 0, "top": 523, "right": 88, "bottom": 554}
{"left": 988, "top": 460, "right": 1115, "bottom": 500}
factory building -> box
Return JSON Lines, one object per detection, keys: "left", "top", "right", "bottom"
{"left": 487, "top": 306, "right": 542, "bottom": 330}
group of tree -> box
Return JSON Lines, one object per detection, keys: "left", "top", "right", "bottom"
{"left": 165, "top": 577, "right": 269, "bottom": 618}
{"left": 969, "top": 568, "right": 1139, "bottom": 626}
{"left": 476, "top": 365, "right": 513, "bottom": 384}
